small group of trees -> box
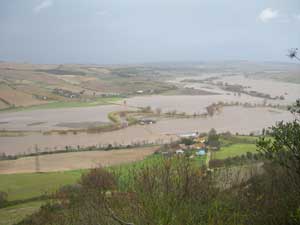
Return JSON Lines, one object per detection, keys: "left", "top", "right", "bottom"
{"left": 207, "top": 128, "right": 220, "bottom": 150}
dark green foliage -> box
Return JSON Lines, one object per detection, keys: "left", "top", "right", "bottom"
{"left": 17, "top": 155, "right": 300, "bottom": 225}
{"left": 181, "top": 137, "right": 194, "bottom": 146}
{"left": 80, "top": 168, "right": 117, "bottom": 191}
{"left": 207, "top": 128, "right": 220, "bottom": 150}
{"left": 257, "top": 99, "right": 300, "bottom": 176}
{"left": 0, "top": 191, "right": 8, "bottom": 207}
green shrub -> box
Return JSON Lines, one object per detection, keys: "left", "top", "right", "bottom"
{"left": 0, "top": 191, "right": 8, "bottom": 207}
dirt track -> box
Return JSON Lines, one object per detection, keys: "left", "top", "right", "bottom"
{"left": 0, "top": 147, "right": 157, "bottom": 174}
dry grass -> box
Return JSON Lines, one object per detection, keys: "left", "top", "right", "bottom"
{"left": 0, "top": 147, "right": 158, "bottom": 174}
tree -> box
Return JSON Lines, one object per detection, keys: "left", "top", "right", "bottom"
{"left": 207, "top": 128, "right": 220, "bottom": 150}
{"left": 287, "top": 48, "right": 300, "bottom": 61}
{"left": 155, "top": 107, "right": 162, "bottom": 115}
{"left": 181, "top": 137, "right": 194, "bottom": 146}
{"left": 257, "top": 100, "right": 300, "bottom": 176}
{"left": 206, "top": 105, "right": 215, "bottom": 117}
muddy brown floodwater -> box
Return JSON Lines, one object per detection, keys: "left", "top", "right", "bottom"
{"left": 0, "top": 104, "right": 130, "bottom": 131}
{"left": 0, "top": 74, "right": 298, "bottom": 155}
{"left": 0, "top": 106, "right": 293, "bottom": 155}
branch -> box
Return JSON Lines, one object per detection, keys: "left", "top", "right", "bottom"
{"left": 104, "top": 201, "right": 135, "bottom": 225}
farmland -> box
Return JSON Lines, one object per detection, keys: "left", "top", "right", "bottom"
{"left": 0, "top": 133, "right": 260, "bottom": 225}
{"left": 0, "top": 131, "right": 295, "bottom": 225}
{"left": 0, "top": 147, "right": 158, "bottom": 174}
{"left": 213, "top": 143, "right": 257, "bottom": 159}
{"left": 0, "top": 152, "right": 165, "bottom": 225}
{"left": 0, "top": 201, "right": 45, "bottom": 225}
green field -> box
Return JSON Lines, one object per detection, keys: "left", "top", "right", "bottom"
{"left": 0, "top": 137, "right": 251, "bottom": 224}
{"left": 0, "top": 201, "right": 45, "bottom": 225}
{"left": 0, "top": 136, "right": 258, "bottom": 203}
{"left": 0, "top": 153, "right": 205, "bottom": 201}
{"left": 0, "top": 155, "right": 166, "bottom": 224}
{"left": 213, "top": 143, "right": 257, "bottom": 160}
{"left": 0, "top": 171, "right": 84, "bottom": 225}
{"left": 0, "top": 170, "right": 84, "bottom": 201}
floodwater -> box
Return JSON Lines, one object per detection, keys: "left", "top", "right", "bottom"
{"left": 124, "top": 94, "right": 267, "bottom": 115}
{"left": 0, "top": 106, "right": 293, "bottom": 155}
{"left": 0, "top": 125, "right": 177, "bottom": 155}
{"left": 174, "top": 75, "right": 300, "bottom": 106}
{"left": 124, "top": 74, "right": 300, "bottom": 115}
{"left": 150, "top": 106, "right": 293, "bottom": 135}
{"left": 215, "top": 75, "right": 300, "bottom": 104}
{"left": 0, "top": 104, "right": 129, "bottom": 131}
{"left": 0, "top": 75, "right": 297, "bottom": 155}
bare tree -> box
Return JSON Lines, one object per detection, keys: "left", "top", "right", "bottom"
{"left": 287, "top": 48, "right": 300, "bottom": 61}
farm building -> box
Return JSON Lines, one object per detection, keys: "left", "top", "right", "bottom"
{"left": 178, "top": 132, "right": 198, "bottom": 138}
{"left": 175, "top": 149, "right": 184, "bottom": 154}
{"left": 196, "top": 149, "right": 206, "bottom": 156}
{"left": 138, "top": 119, "right": 156, "bottom": 125}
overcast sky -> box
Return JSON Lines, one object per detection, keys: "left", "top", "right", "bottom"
{"left": 0, "top": 0, "right": 299, "bottom": 64}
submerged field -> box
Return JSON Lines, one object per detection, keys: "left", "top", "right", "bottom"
{"left": 0, "top": 102, "right": 128, "bottom": 131}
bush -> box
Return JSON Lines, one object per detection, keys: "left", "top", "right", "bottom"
{"left": 180, "top": 137, "right": 194, "bottom": 146}
{"left": 80, "top": 167, "right": 116, "bottom": 191}
{"left": 0, "top": 191, "right": 8, "bottom": 207}
{"left": 207, "top": 128, "right": 220, "bottom": 150}
{"left": 17, "top": 157, "right": 300, "bottom": 225}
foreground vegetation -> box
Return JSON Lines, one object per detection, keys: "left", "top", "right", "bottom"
{"left": 0, "top": 154, "right": 169, "bottom": 224}
{"left": 0, "top": 201, "right": 45, "bottom": 225}
{"left": 14, "top": 157, "right": 300, "bottom": 225}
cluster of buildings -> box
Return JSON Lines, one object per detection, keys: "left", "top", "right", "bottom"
{"left": 52, "top": 88, "right": 81, "bottom": 98}
{"left": 175, "top": 135, "right": 207, "bottom": 156}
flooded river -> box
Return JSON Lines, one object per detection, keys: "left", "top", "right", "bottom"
{"left": 0, "top": 106, "right": 293, "bottom": 155}
{"left": 0, "top": 74, "right": 297, "bottom": 155}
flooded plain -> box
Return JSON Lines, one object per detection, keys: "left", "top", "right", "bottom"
{"left": 124, "top": 94, "right": 266, "bottom": 114}
{"left": 214, "top": 75, "right": 300, "bottom": 104}
{"left": 0, "top": 104, "right": 129, "bottom": 131}
{"left": 0, "top": 106, "right": 293, "bottom": 155}
{"left": 0, "top": 74, "right": 298, "bottom": 155}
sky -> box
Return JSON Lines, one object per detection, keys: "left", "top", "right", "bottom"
{"left": 0, "top": 0, "right": 299, "bottom": 64}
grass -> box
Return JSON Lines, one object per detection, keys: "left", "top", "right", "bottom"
{"left": 0, "top": 154, "right": 161, "bottom": 202}
{"left": 0, "top": 153, "right": 205, "bottom": 201}
{"left": 0, "top": 135, "right": 259, "bottom": 203}
{"left": 0, "top": 170, "right": 84, "bottom": 201}
{"left": 0, "top": 170, "right": 86, "bottom": 225}
{"left": 0, "top": 201, "right": 45, "bottom": 225}
{"left": 213, "top": 143, "right": 257, "bottom": 160}
{"left": 0, "top": 97, "right": 123, "bottom": 113}
{"left": 0, "top": 150, "right": 220, "bottom": 224}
